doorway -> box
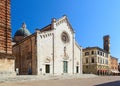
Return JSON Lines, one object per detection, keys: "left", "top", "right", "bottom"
{"left": 76, "top": 66, "right": 79, "bottom": 73}
{"left": 45, "top": 64, "right": 50, "bottom": 73}
{"left": 63, "top": 61, "right": 68, "bottom": 73}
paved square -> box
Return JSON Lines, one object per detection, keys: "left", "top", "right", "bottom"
{"left": 0, "top": 76, "right": 120, "bottom": 86}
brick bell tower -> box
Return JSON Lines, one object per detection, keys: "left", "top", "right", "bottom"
{"left": 0, "top": 0, "right": 12, "bottom": 53}
{"left": 0, "top": 0, "right": 15, "bottom": 75}
{"left": 103, "top": 35, "right": 110, "bottom": 53}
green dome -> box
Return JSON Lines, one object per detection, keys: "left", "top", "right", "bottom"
{"left": 14, "top": 23, "right": 31, "bottom": 37}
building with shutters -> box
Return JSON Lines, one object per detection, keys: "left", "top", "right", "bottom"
{"left": 82, "top": 35, "right": 111, "bottom": 75}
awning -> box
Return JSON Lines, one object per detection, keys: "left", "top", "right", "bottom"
{"left": 111, "top": 70, "right": 120, "bottom": 73}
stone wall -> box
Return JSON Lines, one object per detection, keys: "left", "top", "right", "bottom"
{"left": 36, "top": 16, "right": 83, "bottom": 75}
{"left": 13, "top": 35, "right": 37, "bottom": 75}
{"left": 110, "top": 57, "right": 118, "bottom": 71}
{"left": 74, "top": 42, "right": 82, "bottom": 74}
{"left": 37, "top": 32, "right": 53, "bottom": 75}
{"left": 0, "top": 53, "right": 15, "bottom": 76}
{"left": 53, "top": 17, "right": 74, "bottom": 75}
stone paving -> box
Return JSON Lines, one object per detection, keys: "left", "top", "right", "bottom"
{"left": 0, "top": 74, "right": 97, "bottom": 82}
{"left": 0, "top": 75, "right": 120, "bottom": 86}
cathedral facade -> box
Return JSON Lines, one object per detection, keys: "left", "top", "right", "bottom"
{"left": 13, "top": 16, "right": 82, "bottom": 75}
{"left": 0, "top": 0, "right": 15, "bottom": 75}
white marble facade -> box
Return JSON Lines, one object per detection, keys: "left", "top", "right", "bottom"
{"left": 36, "top": 16, "right": 82, "bottom": 75}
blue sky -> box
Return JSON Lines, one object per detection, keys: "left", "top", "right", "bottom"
{"left": 11, "top": 0, "right": 120, "bottom": 61}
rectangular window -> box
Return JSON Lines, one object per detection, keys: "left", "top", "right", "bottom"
{"left": 105, "top": 53, "right": 108, "bottom": 57}
{"left": 106, "top": 60, "right": 108, "bottom": 64}
{"left": 103, "top": 59, "right": 104, "bottom": 64}
{"left": 91, "top": 57, "right": 94, "bottom": 63}
{"left": 86, "top": 66, "right": 88, "bottom": 69}
{"left": 86, "top": 58, "right": 88, "bottom": 63}
{"left": 100, "top": 52, "right": 102, "bottom": 56}
{"left": 98, "top": 57, "right": 100, "bottom": 63}
{"left": 98, "top": 51, "right": 99, "bottom": 55}
{"left": 91, "top": 51, "right": 94, "bottom": 55}
{"left": 100, "top": 58, "right": 102, "bottom": 64}
{"left": 85, "top": 52, "right": 89, "bottom": 56}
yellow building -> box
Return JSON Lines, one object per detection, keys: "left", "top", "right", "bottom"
{"left": 83, "top": 35, "right": 111, "bottom": 75}
{"left": 83, "top": 47, "right": 110, "bottom": 75}
{"left": 110, "top": 56, "right": 119, "bottom": 75}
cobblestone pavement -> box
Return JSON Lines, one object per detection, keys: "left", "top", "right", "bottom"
{"left": 0, "top": 75, "right": 120, "bottom": 86}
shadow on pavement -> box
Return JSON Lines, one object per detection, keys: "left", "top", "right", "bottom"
{"left": 96, "top": 81, "right": 120, "bottom": 86}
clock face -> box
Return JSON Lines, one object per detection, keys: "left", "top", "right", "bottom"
{"left": 61, "top": 32, "right": 69, "bottom": 43}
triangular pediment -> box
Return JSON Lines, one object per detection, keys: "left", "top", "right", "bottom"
{"left": 53, "top": 16, "right": 75, "bottom": 34}
{"left": 36, "top": 16, "right": 75, "bottom": 34}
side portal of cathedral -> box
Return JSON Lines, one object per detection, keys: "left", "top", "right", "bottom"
{"left": 13, "top": 16, "right": 82, "bottom": 75}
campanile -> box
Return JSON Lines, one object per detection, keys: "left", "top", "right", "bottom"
{"left": 0, "top": 0, "right": 15, "bottom": 75}
{"left": 0, "top": 0, "right": 12, "bottom": 54}
{"left": 103, "top": 35, "right": 110, "bottom": 53}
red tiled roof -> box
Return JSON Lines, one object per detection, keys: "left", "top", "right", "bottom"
{"left": 40, "top": 24, "right": 52, "bottom": 32}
